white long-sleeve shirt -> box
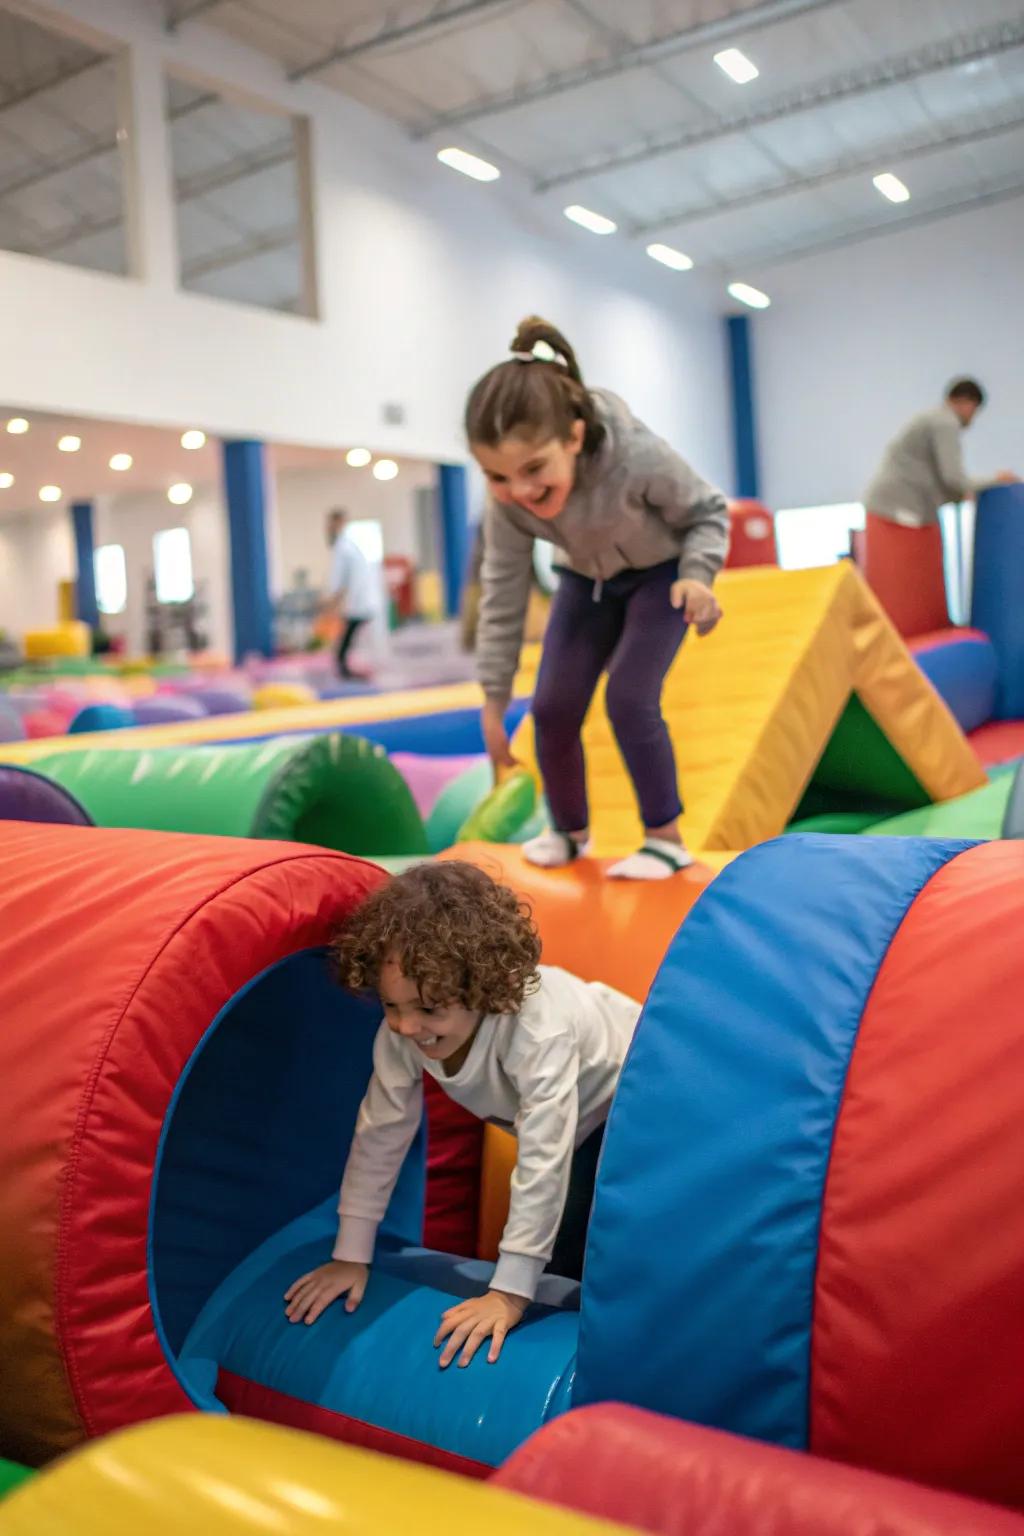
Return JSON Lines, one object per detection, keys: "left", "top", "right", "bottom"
{"left": 333, "top": 965, "right": 640, "bottom": 1299}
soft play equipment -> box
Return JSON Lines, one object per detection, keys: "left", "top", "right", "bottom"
{"left": 0, "top": 1418, "right": 630, "bottom": 1535}
{"left": 496, "top": 1407, "right": 1024, "bottom": 1536}
{"left": 723, "top": 497, "right": 778, "bottom": 567}
{"left": 971, "top": 483, "right": 1024, "bottom": 721}
{"left": 184, "top": 684, "right": 251, "bottom": 715}
{"left": 0, "top": 680, "right": 533, "bottom": 764}
{"left": 456, "top": 767, "right": 536, "bottom": 843}
{"left": 31, "top": 736, "right": 429, "bottom": 859}
{"left": 512, "top": 562, "right": 984, "bottom": 856}
{"left": 869, "top": 762, "right": 1022, "bottom": 839}
{"left": 68, "top": 703, "right": 134, "bottom": 733}
{"left": 22, "top": 622, "right": 91, "bottom": 660}
{"left": 862, "top": 512, "right": 948, "bottom": 637}
{"left": 0, "top": 1461, "right": 31, "bottom": 1500}
{"left": 0, "top": 764, "right": 92, "bottom": 826}
{"left": 389, "top": 750, "right": 485, "bottom": 820}
{"left": 131, "top": 694, "right": 208, "bottom": 726}
{"left": 0, "top": 699, "right": 25, "bottom": 743}
{"left": 7, "top": 828, "right": 1020, "bottom": 1503}
{"left": 252, "top": 681, "right": 317, "bottom": 709}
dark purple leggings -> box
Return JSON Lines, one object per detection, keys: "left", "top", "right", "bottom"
{"left": 532, "top": 560, "right": 687, "bottom": 833}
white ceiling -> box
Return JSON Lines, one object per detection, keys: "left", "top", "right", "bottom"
{"left": 1, "top": 0, "right": 1023, "bottom": 304}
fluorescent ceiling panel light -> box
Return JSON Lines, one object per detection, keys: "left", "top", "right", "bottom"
{"left": 564, "top": 204, "right": 617, "bottom": 235}
{"left": 437, "top": 147, "right": 500, "bottom": 182}
{"left": 109, "top": 453, "right": 133, "bottom": 471}
{"left": 39, "top": 484, "right": 62, "bottom": 502}
{"left": 372, "top": 459, "right": 399, "bottom": 481}
{"left": 714, "top": 48, "right": 759, "bottom": 84}
{"left": 647, "top": 242, "right": 694, "bottom": 271}
{"left": 873, "top": 171, "right": 910, "bottom": 203}
{"left": 728, "top": 281, "right": 771, "bottom": 309}
{"left": 58, "top": 434, "right": 81, "bottom": 452}
{"left": 180, "top": 429, "right": 206, "bottom": 450}
{"left": 346, "top": 448, "right": 372, "bottom": 468}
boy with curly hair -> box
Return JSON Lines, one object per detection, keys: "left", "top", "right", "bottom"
{"left": 284, "top": 860, "right": 639, "bottom": 1368}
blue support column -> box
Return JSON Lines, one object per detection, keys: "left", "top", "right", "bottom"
{"left": 438, "top": 463, "right": 470, "bottom": 618}
{"left": 70, "top": 500, "right": 99, "bottom": 628}
{"left": 222, "top": 439, "right": 273, "bottom": 661}
{"left": 726, "top": 313, "right": 761, "bottom": 499}
{"left": 970, "top": 482, "right": 1024, "bottom": 718}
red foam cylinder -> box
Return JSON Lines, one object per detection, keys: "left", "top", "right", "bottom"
{"left": 863, "top": 512, "right": 949, "bottom": 637}
{"left": 496, "top": 1405, "right": 1024, "bottom": 1535}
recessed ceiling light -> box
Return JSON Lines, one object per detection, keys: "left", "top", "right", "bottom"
{"left": 6, "top": 418, "right": 29, "bottom": 435}
{"left": 180, "top": 429, "right": 206, "bottom": 450}
{"left": 647, "top": 242, "right": 694, "bottom": 271}
{"left": 437, "top": 146, "right": 500, "bottom": 182}
{"left": 346, "top": 448, "right": 372, "bottom": 468}
{"left": 728, "top": 280, "right": 771, "bottom": 310}
{"left": 564, "top": 204, "right": 617, "bottom": 235}
{"left": 58, "top": 434, "right": 82, "bottom": 453}
{"left": 39, "top": 484, "right": 62, "bottom": 502}
{"left": 0, "top": 472, "right": 13, "bottom": 489}
{"left": 372, "top": 459, "right": 399, "bottom": 481}
{"left": 873, "top": 171, "right": 910, "bottom": 203}
{"left": 714, "top": 47, "right": 759, "bottom": 84}
{"left": 109, "top": 452, "right": 133, "bottom": 471}
{"left": 167, "top": 482, "right": 193, "bottom": 505}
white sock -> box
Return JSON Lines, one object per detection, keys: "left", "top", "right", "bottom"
{"left": 523, "top": 829, "right": 590, "bottom": 868}
{"left": 607, "top": 837, "right": 694, "bottom": 881}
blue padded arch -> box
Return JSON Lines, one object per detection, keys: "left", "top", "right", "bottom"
{"left": 574, "top": 834, "right": 974, "bottom": 1447}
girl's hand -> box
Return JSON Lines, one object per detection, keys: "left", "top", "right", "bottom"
{"left": 435, "top": 1289, "right": 528, "bottom": 1368}
{"left": 482, "top": 698, "right": 518, "bottom": 771}
{"left": 284, "top": 1260, "right": 368, "bottom": 1324}
{"left": 671, "top": 578, "right": 722, "bottom": 636}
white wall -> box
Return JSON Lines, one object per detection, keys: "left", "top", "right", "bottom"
{"left": 0, "top": 512, "right": 74, "bottom": 636}
{"left": 274, "top": 460, "right": 436, "bottom": 590}
{"left": 0, "top": 0, "right": 732, "bottom": 488}
{"left": 752, "top": 198, "right": 1024, "bottom": 510}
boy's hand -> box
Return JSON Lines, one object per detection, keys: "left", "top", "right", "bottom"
{"left": 670, "top": 578, "right": 722, "bottom": 636}
{"left": 284, "top": 1260, "right": 368, "bottom": 1324}
{"left": 482, "top": 698, "right": 518, "bottom": 770}
{"left": 435, "top": 1289, "right": 528, "bottom": 1368}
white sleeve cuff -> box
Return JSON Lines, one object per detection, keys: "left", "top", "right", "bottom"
{"left": 490, "top": 1251, "right": 546, "bottom": 1302}
{"left": 332, "top": 1215, "right": 378, "bottom": 1264}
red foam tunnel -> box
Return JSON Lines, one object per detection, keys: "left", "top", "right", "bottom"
{"left": 0, "top": 821, "right": 383, "bottom": 1465}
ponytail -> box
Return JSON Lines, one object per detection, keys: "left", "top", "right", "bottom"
{"left": 465, "top": 316, "right": 604, "bottom": 453}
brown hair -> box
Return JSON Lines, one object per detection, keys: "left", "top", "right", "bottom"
{"left": 464, "top": 316, "right": 604, "bottom": 453}
{"left": 946, "top": 377, "right": 985, "bottom": 408}
{"left": 331, "top": 860, "right": 541, "bottom": 1015}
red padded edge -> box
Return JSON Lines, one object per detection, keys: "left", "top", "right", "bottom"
{"left": 40, "top": 826, "right": 384, "bottom": 1442}
{"left": 863, "top": 514, "right": 949, "bottom": 637}
{"left": 909, "top": 627, "right": 990, "bottom": 654}
{"left": 217, "top": 1369, "right": 490, "bottom": 1480}
{"left": 811, "top": 841, "right": 1024, "bottom": 1508}
{"left": 423, "top": 1075, "right": 484, "bottom": 1257}
{"left": 495, "top": 1405, "right": 1024, "bottom": 1535}
{"left": 968, "top": 718, "right": 1024, "bottom": 767}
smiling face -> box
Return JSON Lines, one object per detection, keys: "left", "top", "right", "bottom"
{"left": 379, "top": 954, "right": 481, "bottom": 1066}
{"left": 472, "top": 419, "right": 586, "bottom": 521}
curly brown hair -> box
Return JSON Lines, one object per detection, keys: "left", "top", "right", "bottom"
{"left": 331, "top": 860, "right": 541, "bottom": 1014}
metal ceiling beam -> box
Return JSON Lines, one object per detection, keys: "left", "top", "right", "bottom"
{"left": 411, "top": 0, "right": 845, "bottom": 137}
{"left": 633, "top": 107, "right": 1024, "bottom": 235}
{"left": 0, "top": 51, "right": 108, "bottom": 118}
{"left": 724, "top": 173, "right": 1024, "bottom": 274}
{"left": 165, "top": 0, "right": 229, "bottom": 29}
{"left": 535, "top": 17, "right": 1024, "bottom": 192}
{"left": 182, "top": 225, "right": 297, "bottom": 281}
{"left": 289, "top": 0, "right": 515, "bottom": 82}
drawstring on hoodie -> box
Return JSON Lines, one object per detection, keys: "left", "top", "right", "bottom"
{"left": 593, "top": 579, "right": 604, "bottom": 603}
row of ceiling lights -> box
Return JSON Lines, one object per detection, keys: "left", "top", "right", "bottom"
{"left": 437, "top": 45, "right": 915, "bottom": 311}
{"left": 0, "top": 419, "right": 208, "bottom": 505}
{"left": 0, "top": 419, "right": 402, "bottom": 501}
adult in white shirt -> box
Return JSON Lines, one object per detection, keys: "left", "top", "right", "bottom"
{"left": 284, "top": 860, "right": 640, "bottom": 1368}
{"left": 323, "top": 509, "right": 380, "bottom": 677}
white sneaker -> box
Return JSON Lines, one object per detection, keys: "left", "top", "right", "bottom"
{"left": 523, "top": 829, "right": 590, "bottom": 868}
{"left": 607, "top": 837, "right": 694, "bottom": 881}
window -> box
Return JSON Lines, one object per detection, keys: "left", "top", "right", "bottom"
{"left": 154, "top": 527, "right": 194, "bottom": 603}
{"left": 774, "top": 503, "right": 865, "bottom": 570}
{"left": 94, "top": 543, "right": 127, "bottom": 615}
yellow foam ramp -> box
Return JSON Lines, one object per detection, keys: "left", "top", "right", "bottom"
{"left": 513, "top": 563, "right": 986, "bottom": 857}
{"left": 0, "top": 1416, "right": 632, "bottom": 1535}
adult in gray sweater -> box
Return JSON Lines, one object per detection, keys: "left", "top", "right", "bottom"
{"left": 465, "top": 316, "right": 729, "bottom": 881}
{"left": 863, "top": 378, "right": 1017, "bottom": 633}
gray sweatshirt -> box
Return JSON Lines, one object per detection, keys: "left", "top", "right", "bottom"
{"left": 864, "top": 404, "right": 985, "bottom": 527}
{"left": 477, "top": 388, "right": 729, "bottom": 701}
